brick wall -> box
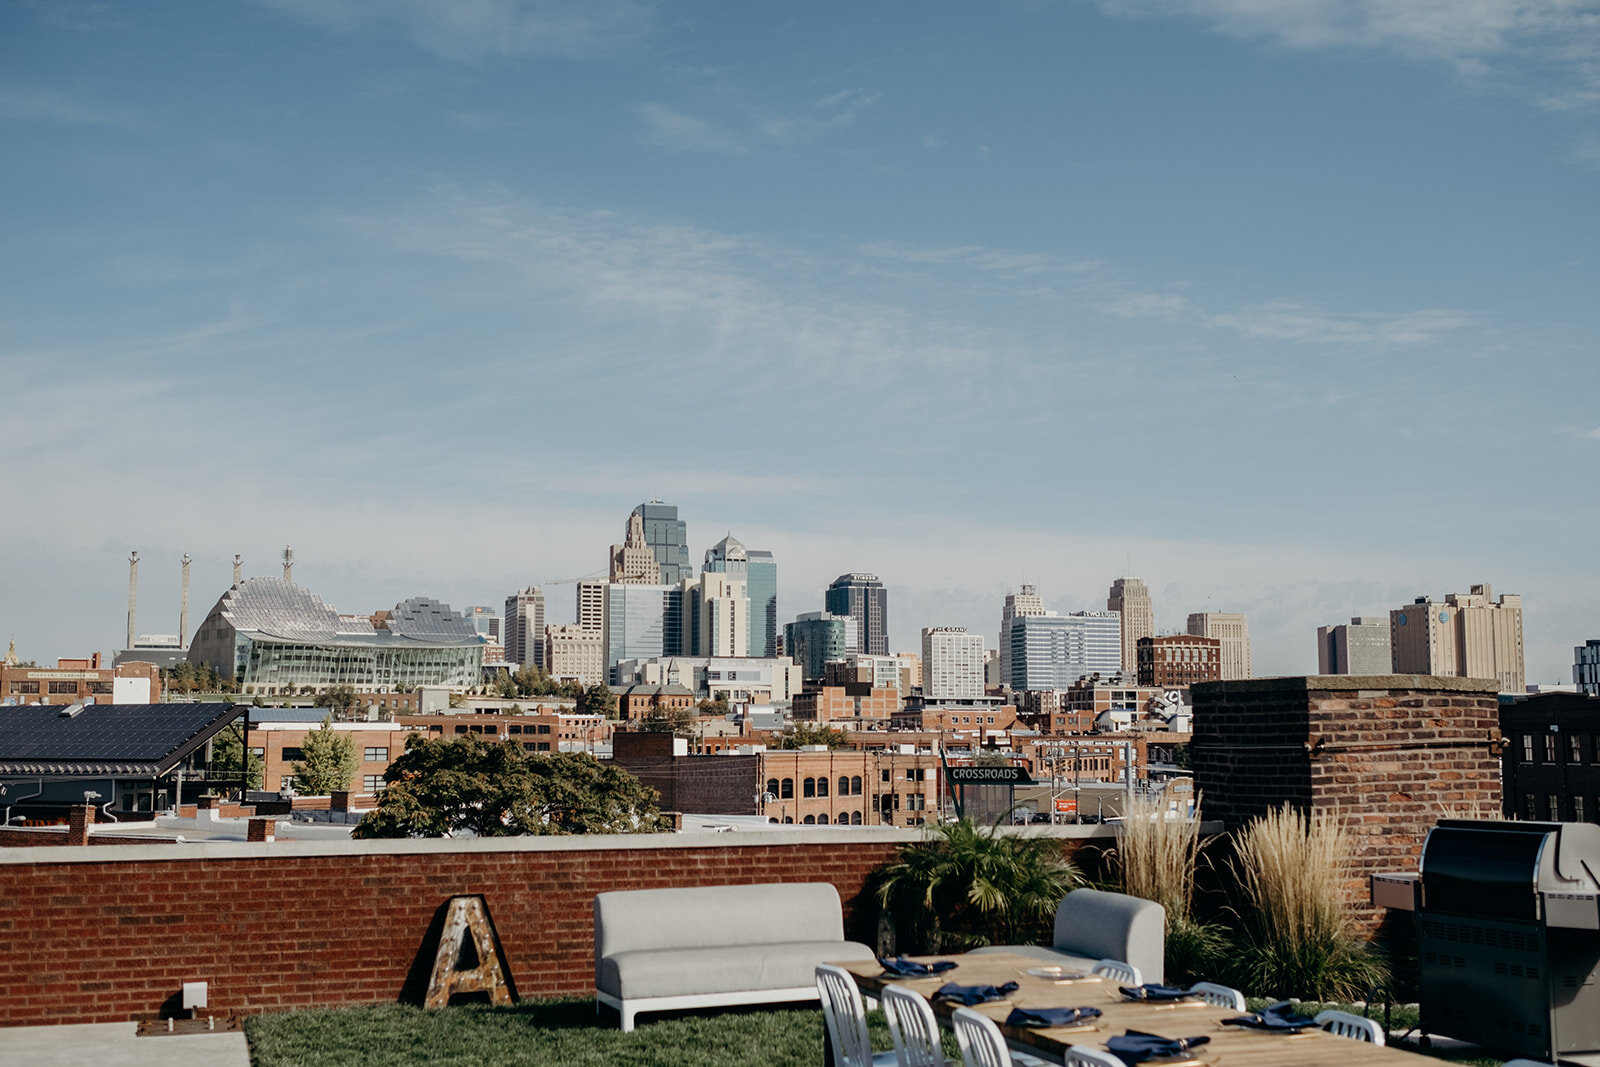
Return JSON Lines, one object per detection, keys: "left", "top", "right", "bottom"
{"left": 1192, "top": 674, "right": 1502, "bottom": 927}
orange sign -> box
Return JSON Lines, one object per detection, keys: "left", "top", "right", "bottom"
{"left": 1054, "top": 798, "right": 1077, "bottom": 813}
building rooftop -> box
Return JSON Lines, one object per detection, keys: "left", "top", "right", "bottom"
{"left": 0, "top": 702, "right": 243, "bottom": 776}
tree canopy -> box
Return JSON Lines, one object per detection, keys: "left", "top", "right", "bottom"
{"left": 210, "top": 724, "right": 264, "bottom": 790}
{"left": 352, "top": 735, "right": 667, "bottom": 839}
{"left": 313, "top": 684, "right": 360, "bottom": 716}
{"left": 635, "top": 705, "right": 700, "bottom": 739}
{"left": 774, "top": 722, "right": 850, "bottom": 749}
{"left": 575, "top": 681, "right": 618, "bottom": 718}
{"left": 291, "top": 716, "right": 359, "bottom": 794}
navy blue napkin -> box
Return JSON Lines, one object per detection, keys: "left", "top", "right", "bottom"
{"left": 879, "top": 956, "right": 958, "bottom": 977}
{"left": 1118, "top": 983, "right": 1196, "bottom": 1002}
{"left": 1221, "top": 1000, "right": 1315, "bottom": 1032}
{"left": 1005, "top": 1005, "right": 1103, "bottom": 1028}
{"left": 932, "top": 981, "right": 1020, "bottom": 1005}
{"left": 1106, "top": 1030, "right": 1211, "bottom": 1064}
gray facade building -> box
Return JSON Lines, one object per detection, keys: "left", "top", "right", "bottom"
{"left": 783, "top": 611, "right": 859, "bottom": 682}
{"left": 631, "top": 500, "right": 691, "bottom": 585}
{"left": 826, "top": 573, "right": 888, "bottom": 657}
{"left": 504, "top": 586, "right": 546, "bottom": 669}
{"left": 703, "top": 534, "right": 778, "bottom": 659}
{"left": 1317, "top": 616, "right": 1392, "bottom": 675}
{"left": 1006, "top": 611, "right": 1122, "bottom": 691}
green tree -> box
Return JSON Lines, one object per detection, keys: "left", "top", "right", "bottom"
{"left": 314, "top": 684, "right": 360, "bottom": 718}
{"left": 210, "top": 725, "right": 264, "bottom": 790}
{"left": 636, "top": 705, "right": 700, "bottom": 739}
{"left": 291, "top": 716, "right": 359, "bottom": 794}
{"left": 576, "top": 682, "right": 618, "bottom": 718}
{"left": 513, "top": 664, "right": 559, "bottom": 697}
{"left": 494, "top": 670, "right": 518, "bottom": 699}
{"left": 352, "top": 735, "right": 667, "bottom": 838}
{"left": 872, "top": 818, "right": 1082, "bottom": 953}
{"left": 698, "top": 693, "right": 730, "bottom": 716}
{"left": 775, "top": 722, "right": 849, "bottom": 749}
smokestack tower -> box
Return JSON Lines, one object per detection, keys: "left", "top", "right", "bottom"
{"left": 282, "top": 545, "right": 294, "bottom": 583}
{"left": 179, "top": 553, "right": 192, "bottom": 649}
{"left": 232, "top": 554, "right": 242, "bottom": 586}
{"left": 126, "top": 550, "right": 139, "bottom": 650}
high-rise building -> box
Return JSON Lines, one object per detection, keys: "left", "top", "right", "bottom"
{"left": 461, "top": 606, "right": 501, "bottom": 642}
{"left": 1390, "top": 584, "right": 1524, "bottom": 693}
{"left": 631, "top": 500, "right": 691, "bottom": 585}
{"left": 826, "top": 573, "right": 888, "bottom": 656}
{"left": 704, "top": 534, "right": 777, "bottom": 658}
{"left": 999, "top": 584, "right": 1046, "bottom": 690}
{"left": 783, "top": 612, "right": 859, "bottom": 682}
{"left": 679, "top": 571, "right": 749, "bottom": 658}
{"left": 610, "top": 510, "right": 661, "bottom": 584}
{"left": 603, "top": 583, "right": 683, "bottom": 683}
{"left": 504, "top": 587, "right": 546, "bottom": 669}
{"left": 1007, "top": 612, "right": 1122, "bottom": 691}
{"left": 922, "top": 627, "right": 986, "bottom": 700}
{"left": 544, "top": 623, "right": 604, "bottom": 687}
{"left": 1137, "top": 634, "right": 1221, "bottom": 688}
{"left": 1187, "top": 612, "right": 1251, "bottom": 680}
{"left": 1576, "top": 639, "right": 1600, "bottom": 697}
{"left": 1107, "top": 578, "right": 1154, "bottom": 675}
{"left": 1317, "top": 616, "right": 1391, "bottom": 675}
{"left": 577, "top": 580, "right": 607, "bottom": 633}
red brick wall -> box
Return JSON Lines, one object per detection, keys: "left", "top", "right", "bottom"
{"left": 0, "top": 837, "right": 909, "bottom": 1026}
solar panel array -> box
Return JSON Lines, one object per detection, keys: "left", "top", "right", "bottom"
{"left": 0, "top": 703, "right": 241, "bottom": 765}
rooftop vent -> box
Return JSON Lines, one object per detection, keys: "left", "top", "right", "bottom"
{"left": 58, "top": 703, "right": 86, "bottom": 718}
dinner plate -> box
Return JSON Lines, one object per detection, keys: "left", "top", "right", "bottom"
{"left": 1024, "top": 966, "right": 1094, "bottom": 981}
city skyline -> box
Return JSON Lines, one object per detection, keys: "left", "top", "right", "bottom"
{"left": 3, "top": 3, "right": 1596, "bottom": 683}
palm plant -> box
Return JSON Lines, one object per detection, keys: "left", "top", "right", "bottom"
{"left": 1227, "top": 803, "right": 1387, "bottom": 1001}
{"left": 872, "top": 817, "right": 1081, "bottom": 953}
{"left": 1112, "top": 789, "right": 1227, "bottom": 983}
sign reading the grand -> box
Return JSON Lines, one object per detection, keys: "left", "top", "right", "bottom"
{"left": 947, "top": 766, "right": 1035, "bottom": 785}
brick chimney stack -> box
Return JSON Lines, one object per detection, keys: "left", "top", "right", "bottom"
{"left": 66, "top": 803, "right": 95, "bottom": 846}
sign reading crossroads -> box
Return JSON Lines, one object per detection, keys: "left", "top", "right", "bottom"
{"left": 947, "top": 766, "right": 1035, "bottom": 785}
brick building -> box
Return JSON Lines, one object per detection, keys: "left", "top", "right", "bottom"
{"left": 396, "top": 711, "right": 613, "bottom": 755}
{"left": 617, "top": 683, "right": 696, "bottom": 721}
{"left": 1136, "top": 635, "right": 1221, "bottom": 688}
{"left": 1191, "top": 675, "right": 1502, "bottom": 924}
{"left": 1500, "top": 691, "right": 1600, "bottom": 824}
{"left": 790, "top": 681, "right": 900, "bottom": 723}
{"left": 0, "top": 654, "right": 161, "bottom": 706}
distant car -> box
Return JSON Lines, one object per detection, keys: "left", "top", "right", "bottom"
{"left": 1030, "top": 812, "right": 1053, "bottom": 824}
{"left": 1078, "top": 814, "right": 1100, "bottom": 824}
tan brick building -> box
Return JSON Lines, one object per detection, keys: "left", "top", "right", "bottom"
{"left": 0, "top": 654, "right": 161, "bottom": 706}
{"left": 1137, "top": 635, "right": 1221, "bottom": 688}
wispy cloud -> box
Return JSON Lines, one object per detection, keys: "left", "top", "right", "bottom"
{"left": 1090, "top": 0, "right": 1600, "bottom": 109}
{"left": 0, "top": 86, "right": 125, "bottom": 126}
{"left": 257, "top": 0, "right": 653, "bottom": 61}
{"left": 634, "top": 88, "right": 880, "bottom": 155}
{"left": 634, "top": 102, "right": 749, "bottom": 155}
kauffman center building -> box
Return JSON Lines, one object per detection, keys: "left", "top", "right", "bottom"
{"left": 187, "top": 578, "right": 484, "bottom": 695}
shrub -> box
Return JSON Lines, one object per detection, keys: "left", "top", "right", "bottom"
{"left": 1112, "top": 789, "right": 1226, "bottom": 983}
{"left": 872, "top": 818, "right": 1081, "bottom": 953}
{"left": 1226, "top": 804, "right": 1386, "bottom": 1001}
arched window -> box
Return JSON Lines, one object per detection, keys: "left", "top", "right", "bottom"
{"left": 803, "top": 815, "right": 816, "bottom": 825}
{"left": 768, "top": 817, "right": 779, "bottom": 824}
{"left": 783, "top": 816, "right": 793, "bottom": 824}
{"left": 818, "top": 813, "right": 829, "bottom": 825}
{"left": 781, "top": 778, "right": 794, "bottom": 799}
{"left": 838, "top": 776, "right": 850, "bottom": 797}
{"left": 816, "top": 776, "right": 829, "bottom": 797}
{"left": 803, "top": 777, "right": 816, "bottom": 798}
{"left": 765, "top": 778, "right": 780, "bottom": 798}
{"left": 851, "top": 811, "right": 862, "bottom": 825}
{"left": 851, "top": 775, "right": 862, "bottom": 795}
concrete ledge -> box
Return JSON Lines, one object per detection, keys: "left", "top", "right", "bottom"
{"left": 1192, "top": 674, "right": 1502, "bottom": 696}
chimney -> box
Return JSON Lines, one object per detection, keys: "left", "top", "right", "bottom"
{"left": 126, "top": 550, "right": 139, "bottom": 650}
{"left": 247, "top": 818, "right": 276, "bottom": 842}
{"left": 179, "top": 553, "right": 192, "bottom": 649}
{"left": 232, "top": 554, "right": 242, "bottom": 586}
{"left": 67, "top": 803, "right": 95, "bottom": 846}
{"left": 282, "top": 545, "right": 294, "bottom": 583}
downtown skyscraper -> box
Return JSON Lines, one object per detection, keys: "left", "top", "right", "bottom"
{"left": 826, "top": 573, "right": 888, "bottom": 657}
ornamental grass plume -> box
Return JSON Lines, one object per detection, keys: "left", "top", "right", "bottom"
{"left": 1113, "top": 789, "right": 1226, "bottom": 983}
{"left": 1228, "top": 803, "right": 1386, "bottom": 1001}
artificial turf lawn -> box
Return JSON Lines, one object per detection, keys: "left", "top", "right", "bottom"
{"left": 244, "top": 997, "right": 951, "bottom": 1067}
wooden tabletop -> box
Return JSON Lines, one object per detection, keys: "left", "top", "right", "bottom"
{"left": 835, "top": 953, "right": 1435, "bottom": 1067}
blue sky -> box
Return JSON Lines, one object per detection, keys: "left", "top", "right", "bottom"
{"left": 3, "top": 0, "right": 1597, "bottom": 681}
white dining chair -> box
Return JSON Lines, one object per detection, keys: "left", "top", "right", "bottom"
{"left": 816, "top": 964, "right": 898, "bottom": 1067}
{"left": 1314, "top": 1009, "right": 1385, "bottom": 1045}
{"left": 1501, "top": 1060, "right": 1556, "bottom": 1066}
{"left": 1089, "top": 958, "right": 1142, "bottom": 986}
{"left": 1187, "top": 981, "right": 1246, "bottom": 1010}
{"left": 950, "top": 1006, "right": 1012, "bottom": 1067}
{"left": 882, "top": 983, "right": 948, "bottom": 1067}
{"left": 1061, "top": 1046, "right": 1123, "bottom": 1067}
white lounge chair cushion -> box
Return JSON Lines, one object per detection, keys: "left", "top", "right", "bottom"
{"left": 599, "top": 940, "right": 877, "bottom": 999}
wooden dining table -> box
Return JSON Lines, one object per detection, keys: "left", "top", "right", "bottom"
{"left": 834, "top": 952, "right": 1439, "bottom": 1066}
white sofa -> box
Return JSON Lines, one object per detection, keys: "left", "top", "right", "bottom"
{"left": 967, "top": 887, "right": 1167, "bottom": 984}
{"left": 594, "top": 882, "right": 878, "bottom": 1031}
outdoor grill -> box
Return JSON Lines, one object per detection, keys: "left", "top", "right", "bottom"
{"left": 1373, "top": 819, "right": 1600, "bottom": 1062}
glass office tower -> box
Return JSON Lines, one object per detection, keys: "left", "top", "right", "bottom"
{"left": 631, "top": 501, "right": 691, "bottom": 585}
{"left": 825, "top": 573, "right": 888, "bottom": 656}
{"left": 604, "top": 583, "right": 683, "bottom": 683}
{"left": 704, "top": 533, "right": 777, "bottom": 659}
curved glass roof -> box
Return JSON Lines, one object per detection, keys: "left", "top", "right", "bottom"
{"left": 202, "top": 578, "right": 480, "bottom": 647}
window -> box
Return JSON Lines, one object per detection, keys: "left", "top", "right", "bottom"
{"left": 10, "top": 681, "right": 38, "bottom": 694}
{"left": 816, "top": 777, "right": 828, "bottom": 797}
{"left": 766, "top": 778, "right": 780, "bottom": 798}
{"left": 838, "top": 776, "right": 850, "bottom": 797}
{"left": 881, "top": 769, "right": 891, "bottom": 783}
{"left": 363, "top": 775, "right": 385, "bottom": 793}
{"left": 803, "top": 777, "right": 816, "bottom": 798}
{"left": 851, "top": 775, "right": 862, "bottom": 795}
{"left": 906, "top": 794, "right": 926, "bottom": 811}
{"left": 282, "top": 747, "right": 305, "bottom": 762}
{"left": 781, "top": 777, "right": 794, "bottom": 799}
{"left": 88, "top": 681, "right": 113, "bottom": 695}
{"left": 538, "top": 725, "right": 551, "bottom": 735}
{"left": 1576, "top": 795, "right": 1588, "bottom": 823}
{"left": 1574, "top": 735, "right": 1587, "bottom": 763}
{"left": 537, "top": 742, "right": 550, "bottom": 752}
{"left": 1548, "top": 795, "right": 1562, "bottom": 821}
{"left": 508, "top": 725, "right": 522, "bottom": 734}
{"left": 850, "top": 811, "right": 862, "bottom": 825}
{"left": 524, "top": 742, "right": 538, "bottom": 751}
{"left": 803, "top": 815, "right": 815, "bottom": 825}
{"left": 817, "top": 813, "right": 829, "bottom": 825}
{"left": 364, "top": 747, "right": 388, "bottom": 762}
{"left": 1545, "top": 733, "right": 1559, "bottom": 763}
{"left": 48, "top": 680, "right": 79, "bottom": 694}
{"left": 1523, "top": 793, "right": 1537, "bottom": 819}
{"left": 906, "top": 768, "right": 926, "bottom": 782}
{"left": 455, "top": 725, "right": 468, "bottom": 734}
